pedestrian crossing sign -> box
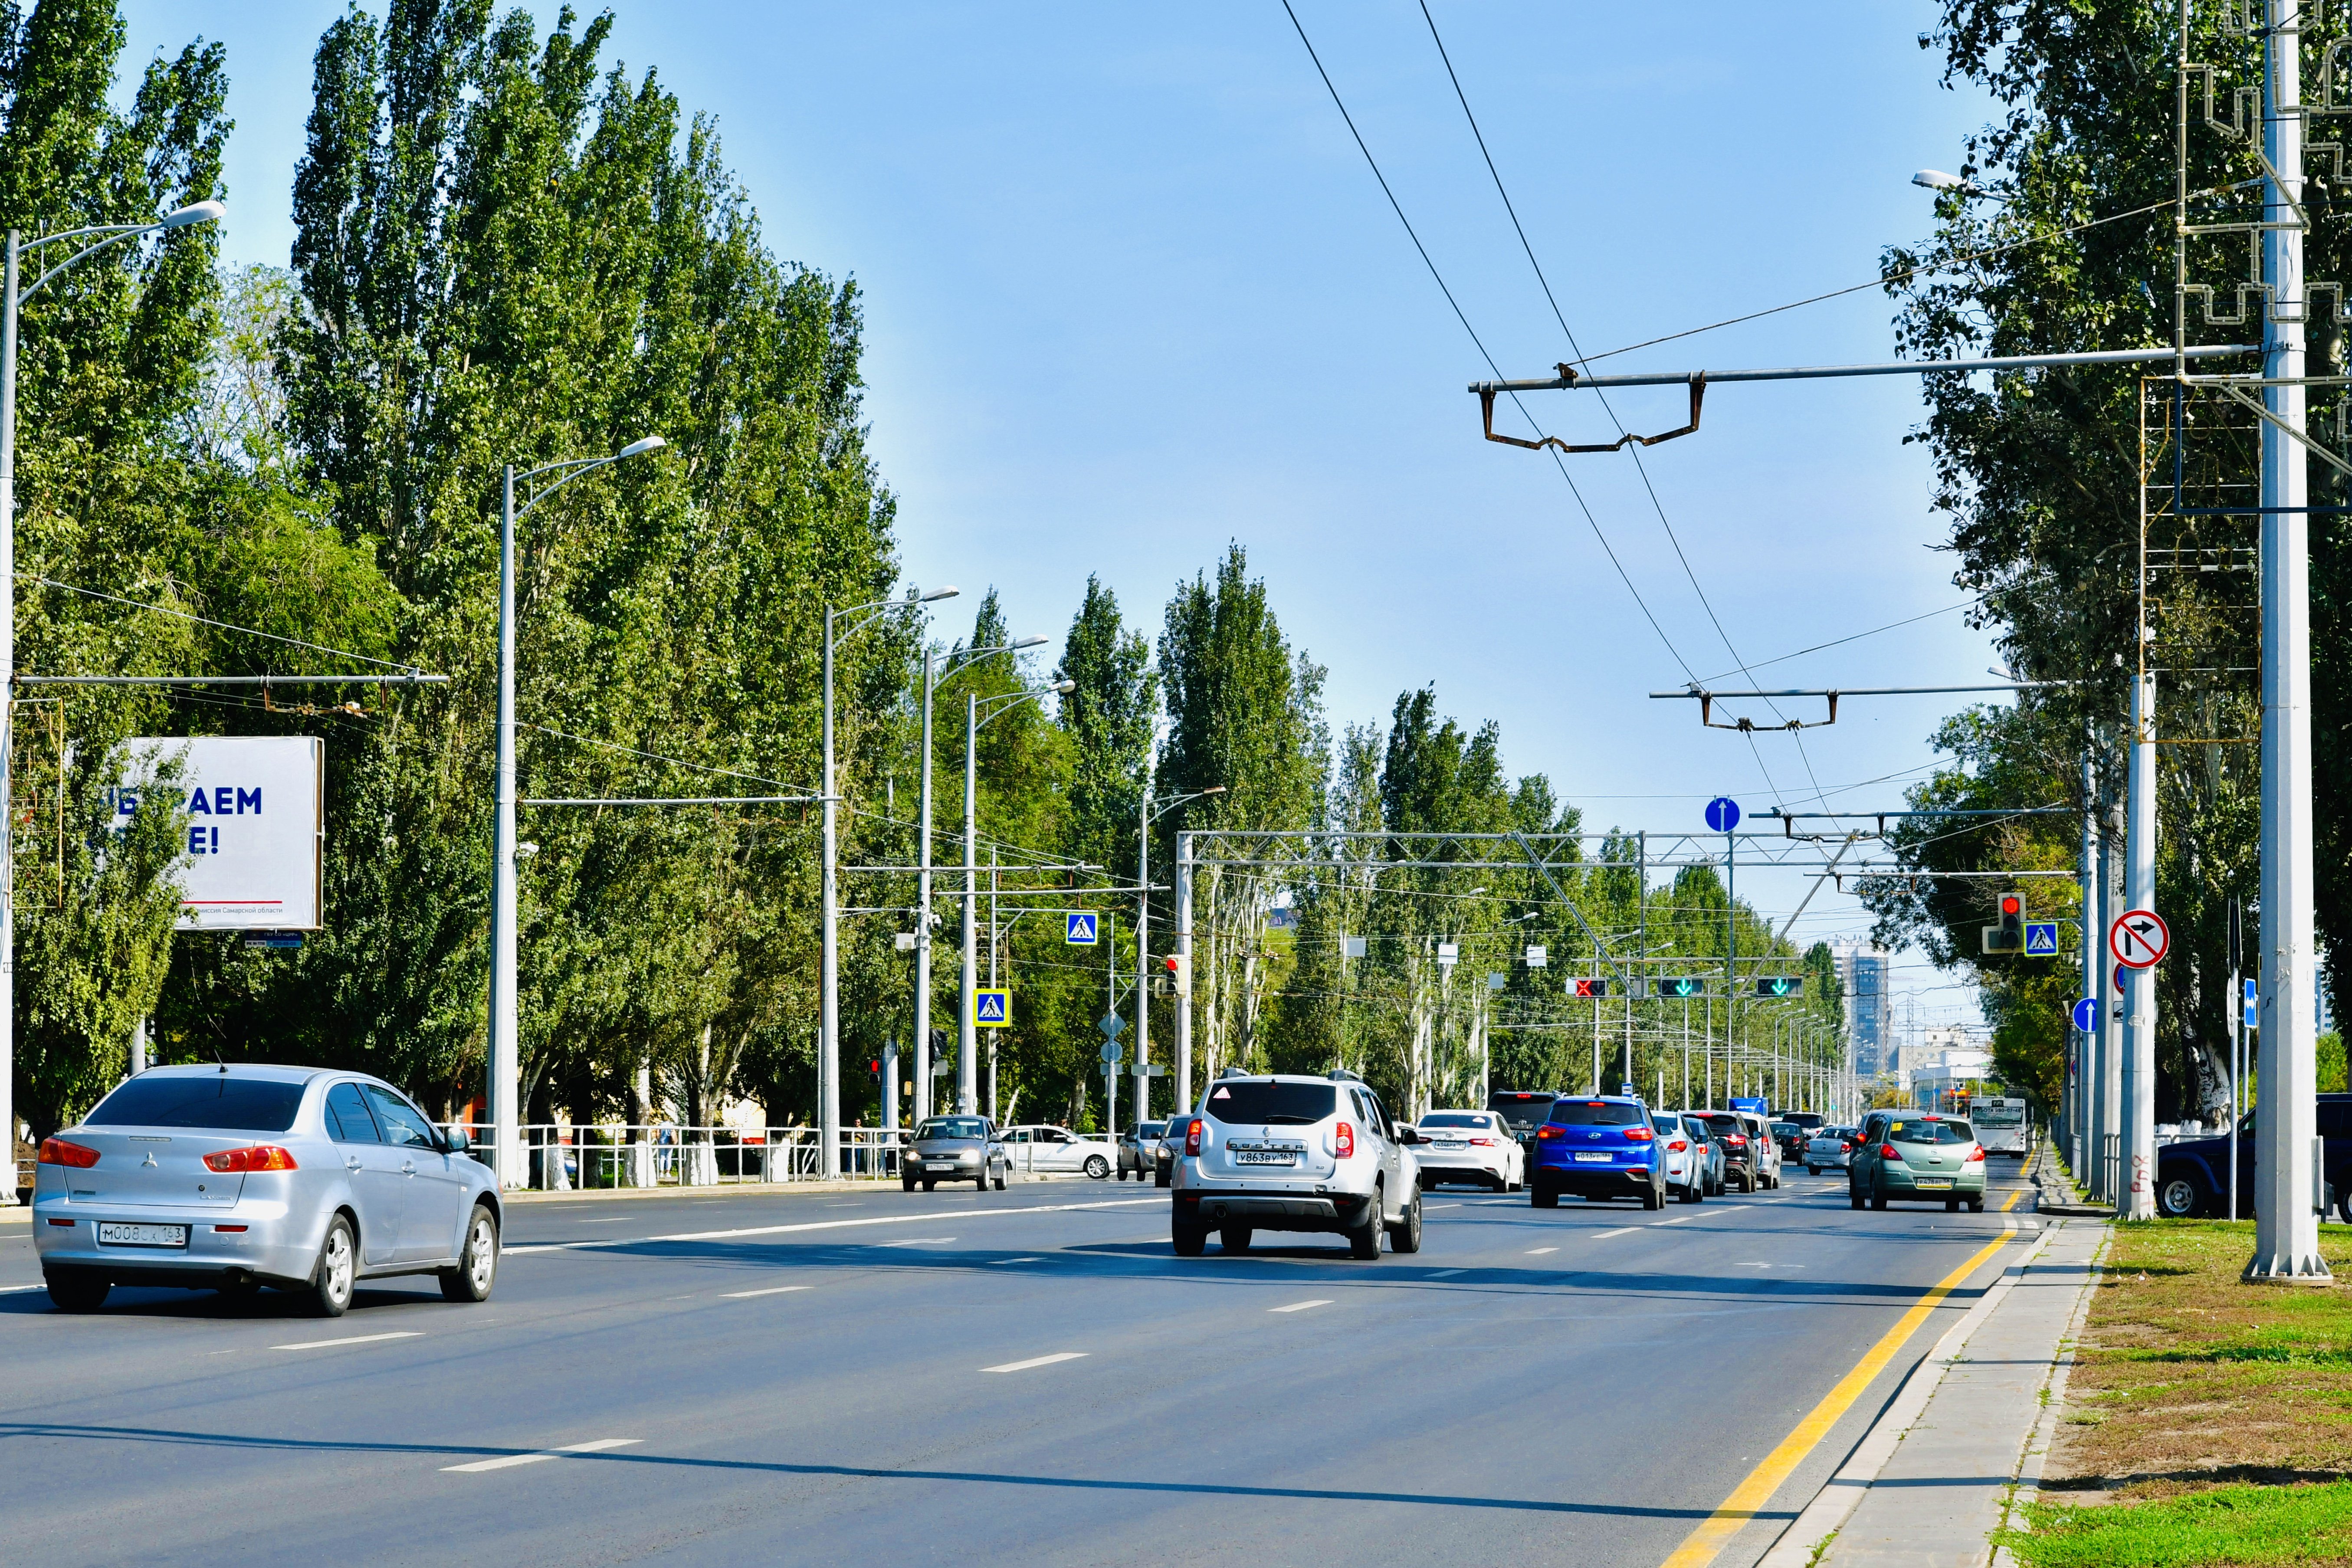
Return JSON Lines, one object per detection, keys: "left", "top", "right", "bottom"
{"left": 1066, "top": 912, "right": 1098, "bottom": 945}
{"left": 2024, "top": 922, "right": 2059, "bottom": 957}
{"left": 974, "top": 988, "right": 1010, "bottom": 1028}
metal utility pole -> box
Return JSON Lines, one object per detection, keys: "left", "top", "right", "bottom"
{"left": 2228, "top": 897, "right": 2244, "bottom": 1222}
{"left": 2249, "top": 0, "right": 2330, "bottom": 1282}
{"left": 2122, "top": 672, "right": 2158, "bottom": 1220}
{"left": 2100, "top": 806, "right": 2125, "bottom": 1204}
{"left": 961, "top": 690, "right": 979, "bottom": 1116}
{"left": 1174, "top": 831, "right": 1194, "bottom": 1113}
{"left": 2077, "top": 753, "right": 2099, "bottom": 1173}
{"left": 914, "top": 653, "right": 938, "bottom": 1123}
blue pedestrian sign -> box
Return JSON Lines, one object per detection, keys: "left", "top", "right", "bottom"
{"left": 2243, "top": 978, "right": 2258, "bottom": 1030}
{"left": 1704, "top": 797, "right": 1741, "bottom": 833}
{"left": 974, "top": 988, "right": 1010, "bottom": 1029}
{"left": 2071, "top": 997, "right": 2100, "bottom": 1034}
{"left": 1065, "top": 912, "right": 1098, "bottom": 946}
{"left": 2024, "top": 922, "right": 2059, "bottom": 957}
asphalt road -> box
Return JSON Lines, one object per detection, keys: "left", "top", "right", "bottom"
{"left": 0, "top": 1160, "right": 2036, "bottom": 1567}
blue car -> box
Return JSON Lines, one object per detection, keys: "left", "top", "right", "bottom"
{"left": 2154, "top": 1093, "right": 2352, "bottom": 1219}
{"left": 1530, "top": 1095, "right": 1667, "bottom": 1210}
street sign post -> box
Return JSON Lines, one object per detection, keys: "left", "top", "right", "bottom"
{"left": 1098, "top": 1011, "right": 1125, "bottom": 1040}
{"left": 974, "top": 988, "right": 1010, "bottom": 1027}
{"left": 2109, "top": 909, "right": 2171, "bottom": 970}
{"left": 1524, "top": 944, "right": 1547, "bottom": 968}
{"left": 1099, "top": 1041, "right": 1124, "bottom": 1065}
{"left": 2024, "top": 922, "right": 2059, "bottom": 956}
{"left": 1065, "top": 912, "right": 1097, "bottom": 945}
{"left": 1704, "top": 796, "right": 1741, "bottom": 833}
{"left": 2071, "top": 997, "right": 2101, "bottom": 1034}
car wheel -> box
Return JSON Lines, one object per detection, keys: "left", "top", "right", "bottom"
{"left": 1348, "top": 1188, "right": 1385, "bottom": 1259}
{"left": 1221, "top": 1227, "right": 1253, "bottom": 1253}
{"left": 1945, "top": 1196, "right": 1962, "bottom": 1213}
{"left": 1969, "top": 1199, "right": 1986, "bottom": 1213}
{"left": 1641, "top": 1179, "right": 1663, "bottom": 1211}
{"left": 1390, "top": 1189, "right": 1424, "bottom": 1254}
{"left": 308, "top": 1214, "right": 357, "bottom": 1318}
{"left": 922, "top": 1180, "right": 936, "bottom": 1193}
{"left": 901, "top": 1176, "right": 916, "bottom": 1193}
{"left": 2157, "top": 1174, "right": 2204, "bottom": 1219}
{"left": 1172, "top": 1221, "right": 1207, "bottom": 1257}
{"left": 1084, "top": 1155, "right": 1110, "bottom": 1180}
{"left": 1155, "top": 1171, "right": 1170, "bottom": 1189}
{"left": 440, "top": 1203, "right": 499, "bottom": 1303}
{"left": 992, "top": 1171, "right": 1007, "bottom": 1191}
{"left": 1680, "top": 1178, "right": 1702, "bottom": 1205}
{"left": 1807, "top": 1165, "right": 1820, "bottom": 1177}
{"left": 45, "top": 1269, "right": 109, "bottom": 1313}
{"left": 1870, "top": 1184, "right": 1888, "bottom": 1211}
{"left": 1532, "top": 1186, "right": 1558, "bottom": 1209}
{"left": 1850, "top": 1188, "right": 1865, "bottom": 1211}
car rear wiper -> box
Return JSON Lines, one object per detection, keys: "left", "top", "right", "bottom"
{"left": 1260, "top": 1115, "right": 1318, "bottom": 1125}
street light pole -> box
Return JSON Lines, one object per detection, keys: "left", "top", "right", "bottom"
{"left": 1136, "top": 782, "right": 1223, "bottom": 1137}
{"left": 0, "top": 201, "right": 223, "bottom": 1202}
{"left": 955, "top": 672, "right": 1066, "bottom": 1117}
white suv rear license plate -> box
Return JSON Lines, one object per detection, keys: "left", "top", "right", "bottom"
{"left": 1233, "top": 1151, "right": 1297, "bottom": 1165}
{"left": 98, "top": 1222, "right": 187, "bottom": 1248}
{"left": 1573, "top": 1151, "right": 1611, "bottom": 1163}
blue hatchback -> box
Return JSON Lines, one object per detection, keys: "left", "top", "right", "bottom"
{"left": 1531, "top": 1095, "right": 1667, "bottom": 1210}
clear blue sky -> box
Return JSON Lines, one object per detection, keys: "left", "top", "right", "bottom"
{"left": 122, "top": 1, "right": 2015, "bottom": 1037}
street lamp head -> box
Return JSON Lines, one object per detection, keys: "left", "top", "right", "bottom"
{"left": 616, "top": 435, "right": 666, "bottom": 459}
{"left": 1201, "top": 786, "right": 1227, "bottom": 796}
{"left": 920, "top": 586, "right": 960, "bottom": 603}
{"left": 1050, "top": 680, "right": 1076, "bottom": 694}
{"left": 1013, "top": 635, "right": 1050, "bottom": 650}
{"left": 158, "top": 199, "right": 226, "bottom": 229}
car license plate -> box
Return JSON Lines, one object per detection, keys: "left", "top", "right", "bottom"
{"left": 1234, "top": 1151, "right": 1296, "bottom": 1166}
{"left": 97, "top": 1222, "right": 187, "bottom": 1248}
{"left": 1573, "top": 1151, "right": 1611, "bottom": 1163}
{"left": 1434, "top": 1139, "right": 1467, "bottom": 1150}
{"left": 1914, "top": 1179, "right": 1953, "bottom": 1190}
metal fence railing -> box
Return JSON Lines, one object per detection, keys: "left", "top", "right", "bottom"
{"left": 437, "top": 1123, "right": 909, "bottom": 1191}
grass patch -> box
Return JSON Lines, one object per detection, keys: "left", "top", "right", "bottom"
{"left": 2004, "top": 1479, "right": 2352, "bottom": 1566}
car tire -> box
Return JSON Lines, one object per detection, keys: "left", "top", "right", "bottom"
{"left": 1870, "top": 1185, "right": 1888, "bottom": 1211}
{"left": 1221, "top": 1227, "right": 1253, "bottom": 1253}
{"left": 45, "top": 1268, "right": 109, "bottom": 1313}
{"left": 1155, "top": 1171, "right": 1170, "bottom": 1189}
{"left": 2157, "top": 1173, "right": 2204, "bottom": 1220}
{"left": 1084, "top": 1155, "right": 1110, "bottom": 1180}
{"left": 1945, "top": 1196, "right": 1962, "bottom": 1213}
{"left": 922, "top": 1180, "right": 936, "bottom": 1193}
{"left": 1807, "top": 1165, "right": 1820, "bottom": 1177}
{"left": 901, "top": 1176, "right": 916, "bottom": 1193}
{"left": 1641, "top": 1180, "right": 1663, "bottom": 1211}
{"left": 439, "top": 1203, "right": 499, "bottom": 1303}
{"left": 1532, "top": 1186, "right": 1559, "bottom": 1209}
{"left": 1172, "top": 1221, "right": 1207, "bottom": 1257}
{"left": 1969, "top": 1199, "right": 1985, "bottom": 1213}
{"left": 992, "top": 1171, "right": 1006, "bottom": 1191}
{"left": 1850, "top": 1188, "right": 1865, "bottom": 1211}
{"left": 308, "top": 1214, "right": 357, "bottom": 1318}
{"left": 1680, "top": 1179, "right": 1702, "bottom": 1205}
{"left": 1390, "top": 1189, "right": 1424, "bottom": 1254}
{"left": 1348, "top": 1189, "right": 1385, "bottom": 1259}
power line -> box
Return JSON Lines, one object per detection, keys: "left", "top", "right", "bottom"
{"left": 23, "top": 573, "right": 424, "bottom": 674}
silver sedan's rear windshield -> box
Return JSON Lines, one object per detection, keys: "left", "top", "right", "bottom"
{"left": 1204, "top": 1082, "right": 1336, "bottom": 1125}
{"left": 1420, "top": 1112, "right": 1489, "bottom": 1129}
{"left": 86, "top": 1075, "right": 306, "bottom": 1132}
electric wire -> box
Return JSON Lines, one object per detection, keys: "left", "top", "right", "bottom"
{"left": 23, "top": 573, "right": 424, "bottom": 673}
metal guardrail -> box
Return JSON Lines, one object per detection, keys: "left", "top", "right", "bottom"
{"left": 437, "top": 1123, "right": 906, "bottom": 1191}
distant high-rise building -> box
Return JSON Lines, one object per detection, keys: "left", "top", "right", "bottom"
{"left": 1835, "top": 943, "right": 1893, "bottom": 1077}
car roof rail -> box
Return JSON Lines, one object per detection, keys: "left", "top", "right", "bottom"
{"left": 1328, "top": 1067, "right": 1362, "bottom": 1083}
{"left": 1217, "top": 1066, "right": 1253, "bottom": 1079}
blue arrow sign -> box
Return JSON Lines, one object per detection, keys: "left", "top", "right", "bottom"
{"left": 2071, "top": 997, "right": 2100, "bottom": 1033}
{"left": 2243, "top": 977, "right": 2258, "bottom": 1029}
{"left": 1065, "top": 912, "right": 1098, "bottom": 946}
{"left": 1704, "top": 796, "right": 1741, "bottom": 833}
{"left": 974, "top": 988, "right": 1010, "bottom": 1028}
{"left": 2024, "top": 922, "right": 2059, "bottom": 956}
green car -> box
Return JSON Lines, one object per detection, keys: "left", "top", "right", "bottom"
{"left": 1848, "top": 1110, "right": 1987, "bottom": 1212}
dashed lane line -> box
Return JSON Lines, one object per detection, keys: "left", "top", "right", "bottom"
{"left": 272, "top": 1331, "right": 424, "bottom": 1352}
{"left": 982, "top": 1352, "right": 1088, "bottom": 1374}
{"left": 1424, "top": 1268, "right": 1467, "bottom": 1279}
{"left": 1525, "top": 1247, "right": 1559, "bottom": 1256}
{"left": 1590, "top": 1227, "right": 1639, "bottom": 1240}
{"left": 879, "top": 1237, "right": 958, "bottom": 1247}
{"left": 501, "top": 1197, "right": 1165, "bottom": 1256}
{"left": 720, "top": 1286, "right": 812, "bottom": 1299}
{"left": 444, "top": 1438, "right": 642, "bottom": 1474}
{"left": 988, "top": 1256, "right": 1044, "bottom": 1265}
{"left": 1652, "top": 1214, "right": 1697, "bottom": 1226}
{"left": 1268, "top": 1299, "right": 1334, "bottom": 1314}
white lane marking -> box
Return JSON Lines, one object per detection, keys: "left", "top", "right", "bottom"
{"left": 1425, "top": 1268, "right": 1467, "bottom": 1278}
{"left": 982, "top": 1352, "right": 1088, "bottom": 1374}
{"left": 1269, "top": 1299, "right": 1333, "bottom": 1313}
{"left": 272, "top": 1331, "right": 424, "bottom": 1351}
{"left": 577, "top": 1217, "right": 630, "bottom": 1224}
{"left": 989, "top": 1256, "right": 1043, "bottom": 1265}
{"left": 443, "top": 1437, "right": 642, "bottom": 1473}
{"left": 1591, "top": 1227, "right": 1639, "bottom": 1240}
{"left": 0, "top": 1283, "right": 45, "bottom": 1294}
{"left": 1651, "top": 1214, "right": 1697, "bottom": 1226}
{"left": 502, "top": 1197, "right": 1164, "bottom": 1256}
{"left": 721, "top": 1286, "right": 811, "bottom": 1299}
{"left": 1422, "top": 1202, "right": 1463, "bottom": 1210}
{"left": 1525, "top": 1247, "right": 1559, "bottom": 1256}
{"left": 880, "top": 1237, "right": 958, "bottom": 1247}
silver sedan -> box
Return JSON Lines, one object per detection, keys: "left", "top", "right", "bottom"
{"left": 1804, "top": 1125, "right": 1859, "bottom": 1174}
{"left": 33, "top": 1064, "right": 502, "bottom": 1316}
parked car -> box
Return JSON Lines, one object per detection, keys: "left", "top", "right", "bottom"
{"left": 33, "top": 1065, "right": 501, "bottom": 1316}
{"left": 1652, "top": 1111, "right": 1706, "bottom": 1204}
{"left": 1153, "top": 1121, "right": 1184, "bottom": 1187}
{"left": 1487, "top": 1090, "right": 1561, "bottom": 1161}
{"left": 1002, "top": 1124, "right": 1115, "bottom": 1178}
{"left": 1805, "top": 1125, "right": 1858, "bottom": 1175}
{"left": 1848, "top": 1111, "right": 1986, "bottom": 1212}
{"left": 1172, "top": 1070, "right": 1422, "bottom": 1259}
{"left": 2154, "top": 1094, "right": 2352, "bottom": 1219}
{"left": 1770, "top": 1121, "right": 1812, "bottom": 1164}
{"left": 1680, "top": 1114, "right": 1728, "bottom": 1196}
{"left": 1116, "top": 1122, "right": 1166, "bottom": 1181}
{"left": 902, "top": 1116, "right": 1008, "bottom": 1191}
{"left": 1413, "top": 1109, "right": 1524, "bottom": 1191}
{"left": 1699, "top": 1109, "right": 1775, "bottom": 1192}
{"left": 1531, "top": 1096, "right": 1667, "bottom": 1210}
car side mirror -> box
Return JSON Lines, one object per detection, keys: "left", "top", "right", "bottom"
{"left": 443, "top": 1125, "right": 471, "bottom": 1154}
{"left": 1395, "top": 1125, "right": 1419, "bottom": 1145}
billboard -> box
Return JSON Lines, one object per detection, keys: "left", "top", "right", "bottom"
{"left": 115, "top": 737, "right": 324, "bottom": 930}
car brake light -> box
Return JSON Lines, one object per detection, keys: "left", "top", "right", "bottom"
{"left": 1334, "top": 1122, "right": 1356, "bottom": 1159}
{"left": 47, "top": 1217, "right": 74, "bottom": 1226}
{"left": 1726, "top": 1134, "right": 1746, "bottom": 1146}
{"left": 1965, "top": 1145, "right": 1985, "bottom": 1162}
{"left": 201, "top": 1145, "right": 299, "bottom": 1173}
{"left": 1470, "top": 1137, "right": 1496, "bottom": 1146}
{"left": 1537, "top": 1125, "right": 1561, "bottom": 1141}
{"left": 1668, "top": 1139, "right": 1688, "bottom": 1151}
{"left": 214, "top": 1224, "right": 249, "bottom": 1232}
{"left": 1881, "top": 1144, "right": 1900, "bottom": 1160}
{"left": 37, "top": 1138, "right": 98, "bottom": 1168}
{"left": 1624, "top": 1125, "right": 1653, "bottom": 1142}
{"left": 1184, "top": 1119, "right": 1203, "bottom": 1157}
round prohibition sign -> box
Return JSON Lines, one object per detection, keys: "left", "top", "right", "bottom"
{"left": 2109, "top": 908, "right": 2171, "bottom": 970}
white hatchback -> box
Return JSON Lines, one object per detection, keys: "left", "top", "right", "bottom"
{"left": 1412, "top": 1110, "right": 1523, "bottom": 1191}
{"left": 1651, "top": 1111, "right": 1709, "bottom": 1203}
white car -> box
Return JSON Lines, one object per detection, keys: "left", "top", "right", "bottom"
{"left": 1805, "top": 1125, "right": 1858, "bottom": 1174}
{"left": 1002, "top": 1124, "right": 1115, "bottom": 1178}
{"left": 1412, "top": 1110, "right": 1524, "bottom": 1191}
{"left": 1651, "top": 1110, "right": 1708, "bottom": 1204}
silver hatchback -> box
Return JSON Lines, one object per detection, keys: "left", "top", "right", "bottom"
{"left": 33, "top": 1065, "right": 501, "bottom": 1317}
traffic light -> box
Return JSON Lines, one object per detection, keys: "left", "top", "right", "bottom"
{"left": 1982, "top": 893, "right": 2025, "bottom": 954}
{"left": 1570, "top": 978, "right": 1608, "bottom": 999}
{"left": 1163, "top": 953, "right": 1191, "bottom": 995}
{"left": 866, "top": 1058, "right": 883, "bottom": 1083}
{"left": 1754, "top": 976, "right": 1804, "bottom": 998}
{"left": 1659, "top": 976, "right": 1706, "bottom": 999}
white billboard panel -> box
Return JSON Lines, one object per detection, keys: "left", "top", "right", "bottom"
{"left": 117, "top": 737, "right": 324, "bottom": 930}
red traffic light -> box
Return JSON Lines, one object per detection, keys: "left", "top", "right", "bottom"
{"left": 2000, "top": 895, "right": 2021, "bottom": 918}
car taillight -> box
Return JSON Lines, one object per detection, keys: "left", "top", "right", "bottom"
{"left": 201, "top": 1145, "right": 299, "bottom": 1173}
{"left": 1881, "top": 1144, "right": 1900, "bottom": 1161}
{"left": 1624, "top": 1125, "right": 1653, "bottom": 1142}
{"left": 1470, "top": 1137, "right": 1497, "bottom": 1146}
{"left": 1537, "top": 1125, "right": 1562, "bottom": 1141}
{"left": 38, "top": 1138, "right": 98, "bottom": 1168}
{"left": 1184, "top": 1119, "right": 1203, "bottom": 1157}
{"left": 1965, "top": 1145, "right": 1985, "bottom": 1162}
{"left": 1668, "top": 1139, "right": 1688, "bottom": 1151}
{"left": 1334, "top": 1122, "right": 1356, "bottom": 1159}
{"left": 1726, "top": 1134, "right": 1746, "bottom": 1146}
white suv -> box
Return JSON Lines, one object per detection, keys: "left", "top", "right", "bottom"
{"left": 1170, "top": 1070, "right": 1422, "bottom": 1259}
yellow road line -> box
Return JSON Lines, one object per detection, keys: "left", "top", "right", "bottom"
{"left": 2001, "top": 1188, "right": 2022, "bottom": 1212}
{"left": 1657, "top": 1229, "right": 2012, "bottom": 1568}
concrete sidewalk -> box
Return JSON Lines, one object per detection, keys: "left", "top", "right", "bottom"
{"left": 1759, "top": 1209, "right": 2108, "bottom": 1568}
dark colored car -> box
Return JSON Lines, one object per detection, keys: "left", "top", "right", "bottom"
{"left": 2154, "top": 1094, "right": 2352, "bottom": 1219}
{"left": 1530, "top": 1096, "right": 1666, "bottom": 1210}
{"left": 1699, "top": 1110, "right": 1765, "bottom": 1192}
{"left": 1770, "top": 1121, "right": 1811, "bottom": 1162}
{"left": 1116, "top": 1121, "right": 1165, "bottom": 1181}
{"left": 1488, "top": 1091, "right": 1561, "bottom": 1162}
